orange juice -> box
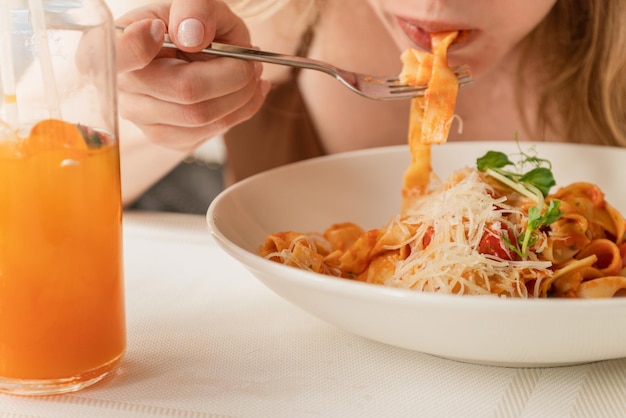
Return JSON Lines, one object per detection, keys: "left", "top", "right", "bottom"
{"left": 0, "top": 120, "right": 125, "bottom": 394}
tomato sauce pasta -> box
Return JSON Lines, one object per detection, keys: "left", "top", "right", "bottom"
{"left": 258, "top": 33, "right": 626, "bottom": 299}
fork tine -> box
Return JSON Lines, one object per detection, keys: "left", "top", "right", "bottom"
{"left": 385, "top": 64, "right": 472, "bottom": 85}
{"left": 389, "top": 77, "right": 474, "bottom": 96}
{"left": 385, "top": 64, "right": 473, "bottom": 98}
{"left": 391, "top": 72, "right": 474, "bottom": 89}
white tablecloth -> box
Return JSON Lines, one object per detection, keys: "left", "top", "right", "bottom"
{"left": 2, "top": 211, "right": 626, "bottom": 417}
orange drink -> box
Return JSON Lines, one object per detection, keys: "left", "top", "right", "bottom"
{"left": 0, "top": 119, "right": 125, "bottom": 395}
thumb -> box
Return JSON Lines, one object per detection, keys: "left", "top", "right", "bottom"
{"left": 115, "top": 19, "right": 166, "bottom": 73}
{"left": 168, "top": 0, "right": 251, "bottom": 52}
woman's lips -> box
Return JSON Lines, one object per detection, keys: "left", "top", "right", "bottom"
{"left": 396, "top": 17, "right": 473, "bottom": 51}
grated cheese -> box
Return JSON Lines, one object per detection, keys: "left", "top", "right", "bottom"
{"left": 384, "top": 168, "right": 553, "bottom": 297}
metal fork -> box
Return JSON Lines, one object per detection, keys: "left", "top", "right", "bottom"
{"left": 161, "top": 41, "right": 472, "bottom": 101}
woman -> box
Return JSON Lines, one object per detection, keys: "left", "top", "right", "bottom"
{"left": 114, "top": 0, "right": 626, "bottom": 206}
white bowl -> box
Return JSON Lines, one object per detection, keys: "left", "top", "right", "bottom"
{"left": 207, "top": 142, "right": 626, "bottom": 367}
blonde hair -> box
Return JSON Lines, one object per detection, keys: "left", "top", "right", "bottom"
{"left": 519, "top": 0, "right": 626, "bottom": 146}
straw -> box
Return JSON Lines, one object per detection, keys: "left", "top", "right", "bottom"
{"left": 28, "top": 0, "right": 62, "bottom": 120}
{"left": 0, "top": 1, "right": 19, "bottom": 128}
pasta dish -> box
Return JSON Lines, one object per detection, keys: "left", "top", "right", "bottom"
{"left": 258, "top": 32, "right": 626, "bottom": 298}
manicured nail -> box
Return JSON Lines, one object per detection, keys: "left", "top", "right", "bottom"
{"left": 254, "top": 62, "right": 263, "bottom": 78}
{"left": 150, "top": 20, "right": 165, "bottom": 43}
{"left": 177, "top": 18, "right": 204, "bottom": 47}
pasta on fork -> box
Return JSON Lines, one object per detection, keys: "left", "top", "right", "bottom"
{"left": 401, "top": 31, "right": 459, "bottom": 203}
{"left": 258, "top": 33, "right": 626, "bottom": 299}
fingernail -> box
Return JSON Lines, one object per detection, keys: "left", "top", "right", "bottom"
{"left": 150, "top": 20, "right": 165, "bottom": 42}
{"left": 254, "top": 62, "right": 263, "bottom": 78}
{"left": 177, "top": 18, "right": 204, "bottom": 47}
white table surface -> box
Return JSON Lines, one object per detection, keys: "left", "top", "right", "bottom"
{"left": 2, "top": 210, "right": 626, "bottom": 418}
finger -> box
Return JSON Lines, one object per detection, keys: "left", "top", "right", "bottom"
{"left": 167, "top": 0, "right": 251, "bottom": 51}
{"left": 124, "top": 81, "right": 270, "bottom": 151}
{"left": 119, "top": 75, "right": 265, "bottom": 127}
{"left": 115, "top": 19, "right": 166, "bottom": 73}
{"left": 118, "top": 55, "right": 262, "bottom": 104}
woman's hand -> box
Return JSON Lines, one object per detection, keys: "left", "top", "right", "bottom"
{"left": 115, "top": 1, "right": 270, "bottom": 152}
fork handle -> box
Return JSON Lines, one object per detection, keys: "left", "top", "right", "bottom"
{"left": 162, "top": 41, "right": 340, "bottom": 78}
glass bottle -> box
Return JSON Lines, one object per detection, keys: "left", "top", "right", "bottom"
{"left": 0, "top": 0, "right": 125, "bottom": 395}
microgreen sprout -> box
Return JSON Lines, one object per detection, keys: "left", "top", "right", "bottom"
{"left": 476, "top": 143, "right": 563, "bottom": 257}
